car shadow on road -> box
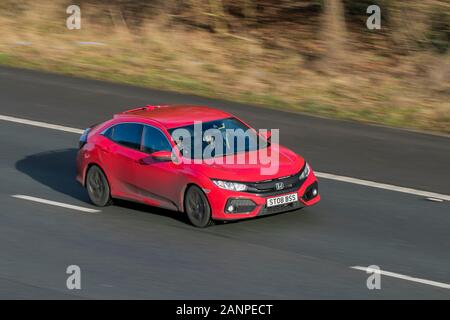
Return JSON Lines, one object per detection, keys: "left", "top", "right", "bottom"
{"left": 15, "top": 148, "right": 88, "bottom": 202}
{"left": 15, "top": 148, "right": 190, "bottom": 225}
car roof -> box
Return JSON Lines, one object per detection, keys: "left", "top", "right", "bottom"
{"left": 114, "top": 105, "right": 232, "bottom": 129}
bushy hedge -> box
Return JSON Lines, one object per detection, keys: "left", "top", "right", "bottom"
{"left": 428, "top": 9, "right": 449, "bottom": 53}
{"left": 2, "top": 0, "right": 448, "bottom": 53}
{"left": 343, "top": 0, "right": 390, "bottom": 26}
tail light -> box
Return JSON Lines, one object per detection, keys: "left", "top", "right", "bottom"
{"left": 79, "top": 128, "right": 91, "bottom": 149}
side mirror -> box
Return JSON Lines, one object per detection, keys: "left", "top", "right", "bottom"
{"left": 150, "top": 150, "right": 173, "bottom": 162}
{"left": 260, "top": 130, "right": 272, "bottom": 142}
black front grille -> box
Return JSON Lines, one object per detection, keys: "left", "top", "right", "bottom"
{"left": 244, "top": 166, "right": 305, "bottom": 196}
{"left": 258, "top": 201, "right": 303, "bottom": 216}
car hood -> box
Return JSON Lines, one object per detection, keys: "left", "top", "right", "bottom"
{"left": 191, "top": 145, "right": 305, "bottom": 182}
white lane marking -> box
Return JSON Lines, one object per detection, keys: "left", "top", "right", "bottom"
{"left": 351, "top": 266, "right": 450, "bottom": 290}
{"left": 0, "top": 115, "right": 83, "bottom": 134}
{"left": 1, "top": 114, "right": 449, "bottom": 202}
{"left": 12, "top": 195, "right": 100, "bottom": 213}
{"left": 316, "top": 172, "right": 450, "bottom": 202}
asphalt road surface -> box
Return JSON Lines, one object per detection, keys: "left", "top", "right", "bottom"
{"left": 0, "top": 66, "right": 449, "bottom": 299}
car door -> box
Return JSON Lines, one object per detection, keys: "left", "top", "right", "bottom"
{"left": 100, "top": 122, "right": 145, "bottom": 199}
{"left": 132, "top": 124, "right": 183, "bottom": 211}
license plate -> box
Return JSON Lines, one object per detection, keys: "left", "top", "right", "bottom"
{"left": 266, "top": 193, "right": 298, "bottom": 208}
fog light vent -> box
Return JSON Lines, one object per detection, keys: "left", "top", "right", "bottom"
{"left": 303, "top": 182, "right": 319, "bottom": 201}
{"left": 225, "top": 199, "right": 256, "bottom": 213}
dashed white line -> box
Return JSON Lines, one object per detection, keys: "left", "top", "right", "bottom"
{"left": 0, "top": 115, "right": 83, "bottom": 134}
{"left": 315, "top": 172, "right": 450, "bottom": 202}
{"left": 1, "top": 114, "right": 449, "bottom": 202}
{"left": 351, "top": 266, "right": 450, "bottom": 290}
{"left": 12, "top": 195, "right": 100, "bottom": 213}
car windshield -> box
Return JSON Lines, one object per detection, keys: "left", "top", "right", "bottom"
{"left": 168, "top": 118, "right": 268, "bottom": 159}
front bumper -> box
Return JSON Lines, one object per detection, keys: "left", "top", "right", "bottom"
{"left": 207, "top": 171, "right": 320, "bottom": 220}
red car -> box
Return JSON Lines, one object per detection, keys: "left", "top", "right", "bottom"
{"left": 76, "top": 105, "right": 320, "bottom": 227}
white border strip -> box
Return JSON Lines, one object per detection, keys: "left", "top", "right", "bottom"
{"left": 12, "top": 195, "right": 100, "bottom": 213}
{"left": 351, "top": 266, "right": 450, "bottom": 289}
{"left": 1, "top": 114, "right": 449, "bottom": 202}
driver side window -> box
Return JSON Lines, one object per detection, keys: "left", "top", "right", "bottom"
{"left": 142, "top": 126, "right": 172, "bottom": 154}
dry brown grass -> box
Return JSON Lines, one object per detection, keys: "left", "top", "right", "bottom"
{"left": 0, "top": 0, "right": 449, "bottom": 133}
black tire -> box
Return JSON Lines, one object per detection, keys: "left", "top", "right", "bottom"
{"left": 86, "top": 165, "right": 112, "bottom": 207}
{"left": 184, "top": 185, "right": 213, "bottom": 228}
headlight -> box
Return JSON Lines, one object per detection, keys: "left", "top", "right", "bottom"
{"left": 212, "top": 180, "right": 248, "bottom": 191}
{"left": 299, "top": 163, "right": 310, "bottom": 180}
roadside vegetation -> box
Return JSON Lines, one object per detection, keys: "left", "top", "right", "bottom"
{"left": 0, "top": 0, "right": 449, "bottom": 133}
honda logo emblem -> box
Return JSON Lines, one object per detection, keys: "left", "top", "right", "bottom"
{"left": 275, "top": 182, "right": 284, "bottom": 190}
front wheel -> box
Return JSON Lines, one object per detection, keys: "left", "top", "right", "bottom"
{"left": 86, "top": 165, "right": 112, "bottom": 207}
{"left": 185, "top": 185, "right": 213, "bottom": 228}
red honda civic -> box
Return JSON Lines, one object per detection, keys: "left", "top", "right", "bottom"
{"left": 76, "top": 105, "right": 320, "bottom": 227}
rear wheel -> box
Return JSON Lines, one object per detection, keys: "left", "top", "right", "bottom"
{"left": 185, "top": 185, "right": 213, "bottom": 228}
{"left": 86, "top": 165, "right": 112, "bottom": 207}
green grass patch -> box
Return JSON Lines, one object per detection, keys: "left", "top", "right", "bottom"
{"left": 0, "top": 53, "right": 12, "bottom": 65}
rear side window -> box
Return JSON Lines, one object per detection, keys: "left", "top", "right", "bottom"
{"left": 142, "top": 126, "right": 172, "bottom": 154}
{"left": 103, "top": 126, "right": 114, "bottom": 139}
{"left": 110, "top": 123, "right": 143, "bottom": 150}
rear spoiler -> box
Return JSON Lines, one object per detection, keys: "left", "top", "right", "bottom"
{"left": 118, "top": 105, "right": 168, "bottom": 115}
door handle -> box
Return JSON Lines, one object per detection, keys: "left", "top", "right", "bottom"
{"left": 136, "top": 158, "right": 148, "bottom": 165}
{"left": 100, "top": 147, "right": 111, "bottom": 154}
